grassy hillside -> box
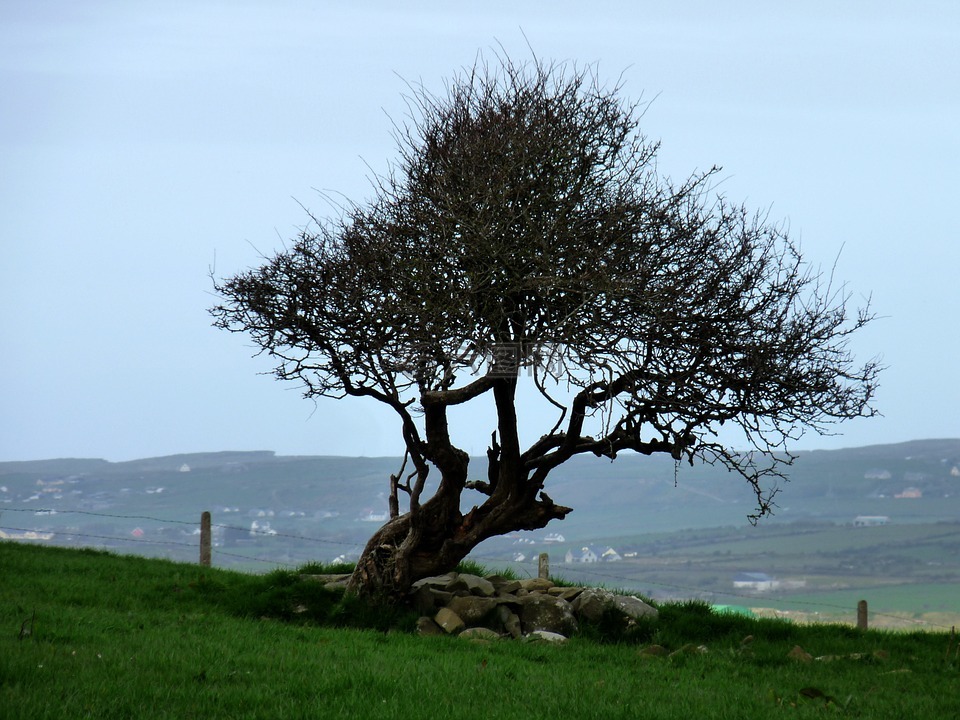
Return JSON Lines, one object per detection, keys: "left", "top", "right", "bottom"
{"left": 2, "top": 542, "right": 959, "bottom": 719}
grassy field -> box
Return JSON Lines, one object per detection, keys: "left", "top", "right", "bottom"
{"left": 521, "top": 519, "right": 960, "bottom": 628}
{"left": 3, "top": 542, "right": 960, "bottom": 719}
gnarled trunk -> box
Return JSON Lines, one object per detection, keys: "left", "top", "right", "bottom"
{"left": 346, "top": 463, "right": 571, "bottom": 601}
{"left": 346, "top": 377, "right": 575, "bottom": 601}
{"left": 346, "top": 513, "right": 463, "bottom": 601}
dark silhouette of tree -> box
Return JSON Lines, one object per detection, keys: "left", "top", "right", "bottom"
{"left": 211, "top": 56, "right": 879, "bottom": 599}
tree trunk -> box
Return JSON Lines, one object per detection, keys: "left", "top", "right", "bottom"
{"left": 345, "top": 470, "right": 571, "bottom": 601}
{"left": 345, "top": 508, "right": 474, "bottom": 601}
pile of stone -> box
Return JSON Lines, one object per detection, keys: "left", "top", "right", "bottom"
{"left": 409, "top": 572, "right": 658, "bottom": 642}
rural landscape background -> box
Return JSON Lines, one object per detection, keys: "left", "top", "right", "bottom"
{"left": 4, "top": 438, "right": 959, "bottom": 630}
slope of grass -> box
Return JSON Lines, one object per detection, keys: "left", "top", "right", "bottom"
{"left": 2, "top": 541, "right": 960, "bottom": 719}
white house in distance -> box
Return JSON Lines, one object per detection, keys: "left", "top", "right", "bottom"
{"left": 0, "top": 529, "right": 53, "bottom": 541}
{"left": 249, "top": 520, "right": 277, "bottom": 537}
{"left": 853, "top": 515, "right": 890, "bottom": 527}
{"left": 895, "top": 487, "right": 923, "bottom": 499}
{"left": 732, "top": 572, "right": 779, "bottom": 592}
{"left": 565, "top": 545, "right": 622, "bottom": 563}
{"left": 566, "top": 546, "right": 599, "bottom": 563}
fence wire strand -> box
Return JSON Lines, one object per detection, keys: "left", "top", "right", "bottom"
{"left": 1, "top": 507, "right": 359, "bottom": 546}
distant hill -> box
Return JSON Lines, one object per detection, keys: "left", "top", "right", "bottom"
{"left": 2, "top": 439, "right": 959, "bottom": 566}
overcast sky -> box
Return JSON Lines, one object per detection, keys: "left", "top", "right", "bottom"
{"left": 2, "top": 1, "right": 958, "bottom": 462}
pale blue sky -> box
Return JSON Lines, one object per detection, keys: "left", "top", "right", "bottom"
{"left": 2, "top": 1, "right": 958, "bottom": 461}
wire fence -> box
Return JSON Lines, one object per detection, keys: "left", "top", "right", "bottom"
{"left": 2, "top": 506, "right": 956, "bottom": 632}
{"left": 0, "top": 506, "right": 358, "bottom": 569}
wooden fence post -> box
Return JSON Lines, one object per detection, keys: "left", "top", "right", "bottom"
{"left": 857, "top": 599, "right": 868, "bottom": 631}
{"left": 200, "top": 511, "right": 212, "bottom": 567}
{"left": 538, "top": 552, "right": 549, "bottom": 580}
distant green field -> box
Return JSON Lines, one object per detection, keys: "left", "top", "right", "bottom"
{"left": 496, "top": 519, "right": 960, "bottom": 631}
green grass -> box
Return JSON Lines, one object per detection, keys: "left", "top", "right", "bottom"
{"left": 3, "top": 541, "right": 960, "bottom": 719}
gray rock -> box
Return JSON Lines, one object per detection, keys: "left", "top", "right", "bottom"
{"left": 411, "top": 585, "right": 447, "bottom": 615}
{"left": 300, "top": 573, "right": 352, "bottom": 590}
{"left": 556, "top": 586, "right": 585, "bottom": 602}
{"left": 524, "top": 630, "right": 568, "bottom": 644}
{"left": 670, "top": 643, "right": 708, "bottom": 658}
{"left": 454, "top": 573, "right": 496, "bottom": 597}
{"left": 571, "top": 588, "right": 616, "bottom": 622}
{"left": 447, "top": 595, "right": 499, "bottom": 625}
{"left": 299, "top": 573, "right": 352, "bottom": 584}
{"left": 416, "top": 616, "right": 444, "bottom": 636}
{"left": 434, "top": 607, "right": 465, "bottom": 634}
{"left": 411, "top": 572, "right": 459, "bottom": 592}
{"left": 459, "top": 627, "right": 500, "bottom": 642}
{"left": 409, "top": 569, "right": 653, "bottom": 643}
{"left": 519, "top": 577, "right": 555, "bottom": 593}
{"left": 612, "top": 595, "right": 658, "bottom": 620}
{"left": 516, "top": 593, "right": 578, "bottom": 636}
{"left": 571, "top": 588, "right": 659, "bottom": 623}
{"left": 485, "top": 575, "right": 522, "bottom": 595}
{"left": 497, "top": 605, "right": 523, "bottom": 639}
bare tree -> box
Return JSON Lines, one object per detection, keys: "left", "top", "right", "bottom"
{"left": 211, "top": 56, "right": 879, "bottom": 599}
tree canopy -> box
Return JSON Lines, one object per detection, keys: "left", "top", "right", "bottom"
{"left": 211, "top": 56, "right": 879, "bottom": 598}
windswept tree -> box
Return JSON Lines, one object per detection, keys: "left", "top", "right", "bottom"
{"left": 212, "top": 56, "right": 879, "bottom": 599}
